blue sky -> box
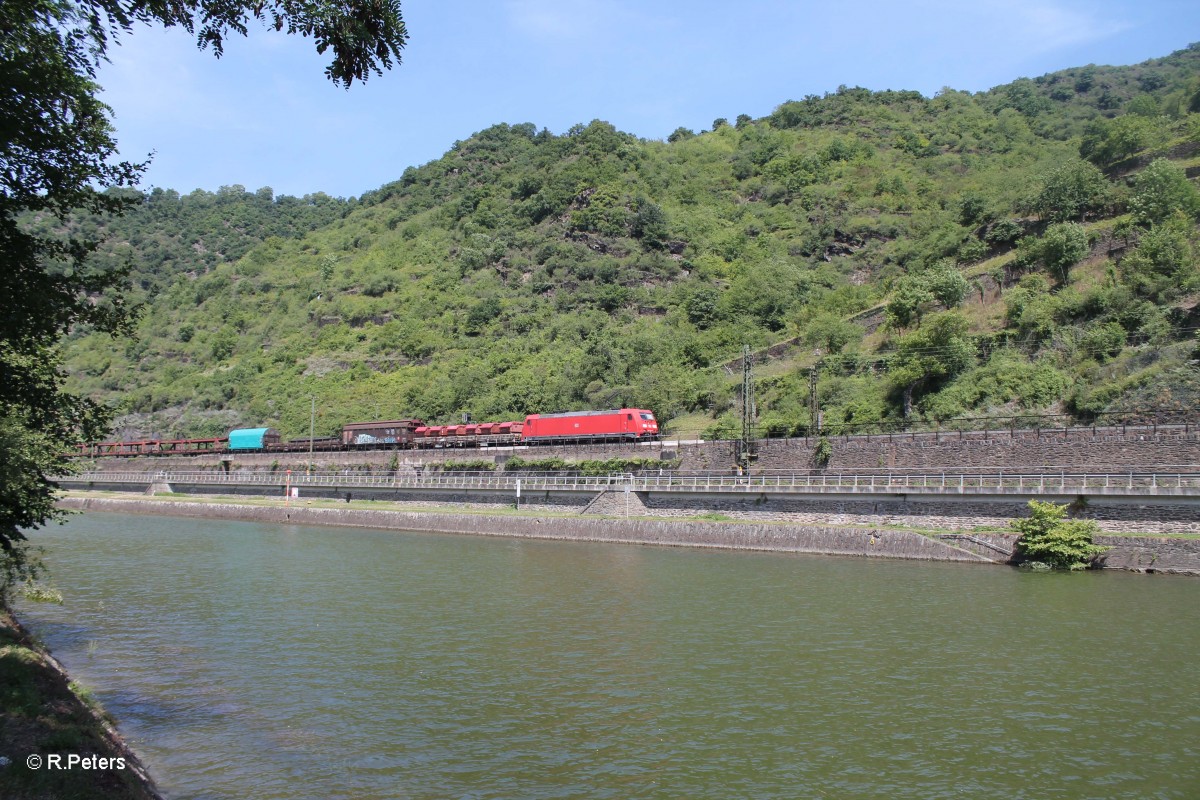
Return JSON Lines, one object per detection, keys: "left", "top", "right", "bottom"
{"left": 96, "top": 0, "right": 1200, "bottom": 199}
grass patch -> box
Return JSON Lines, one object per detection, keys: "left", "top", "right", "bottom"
{"left": 0, "top": 608, "right": 158, "bottom": 799}
{"left": 692, "top": 512, "right": 735, "bottom": 521}
{"left": 661, "top": 412, "right": 714, "bottom": 440}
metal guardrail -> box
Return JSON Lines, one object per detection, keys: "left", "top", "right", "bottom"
{"left": 63, "top": 470, "right": 1200, "bottom": 496}
{"left": 755, "top": 421, "right": 1199, "bottom": 443}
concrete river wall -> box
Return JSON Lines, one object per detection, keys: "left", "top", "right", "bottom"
{"left": 58, "top": 496, "right": 1200, "bottom": 576}
{"left": 55, "top": 496, "right": 998, "bottom": 564}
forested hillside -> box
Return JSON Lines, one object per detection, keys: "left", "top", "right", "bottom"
{"left": 60, "top": 45, "right": 1200, "bottom": 441}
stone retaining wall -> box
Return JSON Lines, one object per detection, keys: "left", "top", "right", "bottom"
{"left": 1097, "top": 535, "right": 1200, "bottom": 573}
{"left": 57, "top": 497, "right": 1200, "bottom": 575}
{"left": 58, "top": 497, "right": 992, "bottom": 564}
{"left": 635, "top": 494, "right": 1200, "bottom": 534}
{"left": 755, "top": 430, "right": 1200, "bottom": 472}
{"left": 934, "top": 532, "right": 1200, "bottom": 575}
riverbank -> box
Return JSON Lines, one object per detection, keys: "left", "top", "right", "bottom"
{"left": 0, "top": 606, "right": 161, "bottom": 800}
{"left": 59, "top": 493, "right": 997, "bottom": 563}
{"left": 57, "top": 492, "right": 1200, "bottom": 573}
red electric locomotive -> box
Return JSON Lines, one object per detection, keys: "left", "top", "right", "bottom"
{"left": 521, "top": 409, "right": 659, "bottom": 443}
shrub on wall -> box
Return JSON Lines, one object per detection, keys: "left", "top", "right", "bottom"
{"left": 503, "top": 456, "right": 678, "bottom": 474}
{"left": 434, "top": 460, "right": 496, "bottom": 471}
{"left": 1011, "top": 500, "right": 1108, "bottom": 570}
{"left": 812, "top": 437, "right": 833, "bottom": 467}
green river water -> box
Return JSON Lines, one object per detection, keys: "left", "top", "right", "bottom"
{"left": 16, "top": 512, "right": 1200, "bottom": 799}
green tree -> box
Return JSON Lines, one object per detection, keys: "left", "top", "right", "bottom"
{"left": 320, "top": 254, "right": 339, "bottom": 282}
{"left": 0, "top": 0, "right": 407, "bottom": 572}
{"left": 885, "top": 262, "right": 966, "bottom": 330}
{"left": 1033, "top": 160, "right": 1110, "bottom": 223}
{"left": 801, "top": 312, "right": 863, "bottom": 354}
{"left": 1081, "top": 321, "right": 1127, "bottom": 362}
{"left": 924, "top": 260, "right": 969, "bottom": 309}
{"left": 1005, "top": 276, "right": 1064, "bottom": 344}
{"left": 957, "top": 192, "right": 989, "bottom": 226}
{"left": 1032, "top": 223, "right": 1090, "bottom": 282}
{"left": 885, "top": 275, "right": 934, "bottom": 330}
{"left": 1129, "top": 158, "right": 1200, "bottom": 227}
{"left": 1079, "top": 114, "right": 1165, "bottom": 166}
{"left": 683, "top": 286, "right": 720, "bottom": 329}
{"left": 1012, "top": 500, "right": 1108, "bottom": 570}
{"left": 887, "top": 312, "right": 974, "bottom": 417}
{"left": 1119, "top": 214, "right": 1198, "bottom": 300}
{"left": 630, "top": 196, "right": 668, "bottom": 249}
{"left": 1125, "top": 95, "right": 1160, "bottom": 117}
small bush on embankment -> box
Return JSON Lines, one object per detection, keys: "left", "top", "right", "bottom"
{"left": 1011, "top": 500, "right": 1109, "bottom": 570}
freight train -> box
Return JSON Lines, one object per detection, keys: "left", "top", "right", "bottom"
{"left": 76, "top": 408, "right": 660, "bottom": 457}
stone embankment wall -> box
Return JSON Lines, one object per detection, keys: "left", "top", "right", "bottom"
{"left": 58, "top": 496, "right": 1200, "bottom": 575}
{"left": 57, "top": 496, "right": 993, "bottom": 564}
{"left": 933, "top": 532, "right": 1200, "bottom": 575}
{"left": 1097, "top": 534, "right": 1200, "bottom": 573}
{"left": 83, "top": 428, "right": 1200, "bottom": 475}
{"left": 635, "top": 494, "right": 1200, "bottom": 535}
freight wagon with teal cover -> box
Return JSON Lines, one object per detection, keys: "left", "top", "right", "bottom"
{"left": 227, "top": 427, "right": 281, "bottom": 451}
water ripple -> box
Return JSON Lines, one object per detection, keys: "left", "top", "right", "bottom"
{"left": 17, "top": 514, "right": 1200, "bottom": 799}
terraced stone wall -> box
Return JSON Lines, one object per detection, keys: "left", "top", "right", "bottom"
{"left": 754, "top": 429, "right": 1200, "bottom": 472}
